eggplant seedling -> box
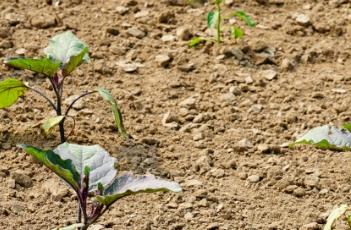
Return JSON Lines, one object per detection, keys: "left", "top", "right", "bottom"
{"left": 189, "top": 1, "right": 256, "bottom": 47}
{"left": 1, "top": 31, "right": 128, "bottom": 143}
{"left": 19, "top": 143, "right": 181, "bottom": 229}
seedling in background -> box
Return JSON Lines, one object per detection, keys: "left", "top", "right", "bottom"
{"left": 0, "top": 31, "right": 128, "bottom": 143}
{"left": 189, "top": 1, "right": 256, "bottom": 47}
{"left": 19, "top": 143, "right": 181, "bottom": 229}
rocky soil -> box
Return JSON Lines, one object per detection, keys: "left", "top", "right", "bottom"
{"left": 0, "top": 0, "right": 351, "bottom": 229}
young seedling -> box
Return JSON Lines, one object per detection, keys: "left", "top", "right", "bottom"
{"left": 19, "top": 143, "right": 181, "bottom": 229}
{"left": 0, "top": 31, "right": 128, "bottom": 143}
{"left": 188, "top": 1, "right": 256, "bottom": 47}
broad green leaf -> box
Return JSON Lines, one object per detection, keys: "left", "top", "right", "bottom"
{"left": 62, "top": 47, "right": 89, "bottom": 76}
{"left": 96, "top": 174, "right": 182, "bottom": 206}
{"left": 324, "top": 204, "right": 348, "bottom": 230}
{"left": 44, "top": 31, "right": 89, "bottom": 75}
{"left": 19, "top": 144, "right": 80, "bottom": 190}
{"left": 5, "top": 58, "right": 60, "bottom": 77}
{"left": 41, "top": 116, "right": 65, "bottom": 134}
{"left": 98, "top": 88, "right": 128, "bottom": 138}
{"left": 0, "top": 78, "right": 27, "bottom": 109}
{"left": 188, "top": 37, "right": 206, "bottom": 48}
{"left": 231, "top": 26, "right": 245, "bottom": 39}
{"left": 292, "top": 125, "right": 351, "bottom": 151}
{"left": 233, "top": 10, "right": 256, "bottom": 28}
{"left": 53, "top": 143, "right": 117, "bottom": 192}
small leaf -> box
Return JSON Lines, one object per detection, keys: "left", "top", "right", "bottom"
{"left": 215, "top": 0, "right": 223, "bottom": 4}
{"left": 41, "top": 116, "right": 65, "bottom": 134}
{"left": 53, "top": 143, "right": 117, "bottom": 192}
{"left": 19, "top": 145, "right": 80, "bottom": 190}
{"left": 231, "top": 26, "right": 245, "bottom": 39}
{"left": 44, "top": 31, "right": 89, "bottom": 75}
{"left": 207, "top": 11, "right": 220, "bottom": 29}
{"left": 5, "top": 58, "right": 61, "bottom": 77}
{"left": 98, "top": 88, "right": 128, "bottom": 138}
{"left": 342, "top": 123, "right": 351, "bottom": 132}
{"left": 96, "top": 174, "right": 182, "bottom": 206}
{"left": 233, "top": 10, "right": 256, "bottom": 27}
{"left": 0, "top": 78, "right": 27, "bottom": 109}
{"left": 292, "top": 125, "right": 351, "bottom": 151}
{"left": 188, "top": 37, "right": 206, "bottom": 48}
{"left": 323, "top": 204, "right": 348, "bottom": 230}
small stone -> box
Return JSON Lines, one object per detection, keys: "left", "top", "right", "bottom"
{"left": 178, "top": 63, "right": 196, "bottom": 72}
{"left": 115, "top": 6, "right": 129, "bottom": 15}
{"left": 207, "top": 223, "right": 220, "bottom": 230}
{"left": 120, "top": 63, "right": 139, "bottom": 73}
{"left": 106, "top": 27, "right": 119, "bottom": 36}
{"left": 247, "top": 175, "right": 260, "bottom": 183}
{"left": 296, "top": 14, "right": 310, "bottom": 26}
{"left": 64, "top": 95, "right": 85, "bottom": 110}
{"left": 263, "top": 69, "right": 278, "bottom": 80}
{"left": 15, "top": 48, "right": 27, "bottom": 55}
{"left": 11, "top": 171, "right": 32, "bottom": 188}
{"left": 88, "top": 224, "right": 105, "bottom": 230}
{"left": 293, "top": 187, "right": 306, "bottom": 197}
{"left": 134, "top": 10, "right": 149, "bottom": 18}
{"left": 183, "top": 179, "right": 203, "bottom": 187}
{"left": 42, "top": 178, "right": 69, "bottom": 201}
{"left": 31, "top": 14, "right": 57, "bottom": 28}
{"left": 179, "top": 97, "right": 196, "bottom": 109}
{"left": 184, "top": 212, "right": 194, "bottom": 220}
{"left": 7, "top": 178, "right": 16, "bottom": 189}
{"left": 211, "top": 168, "right": 225, "bottom": 178}
{"left": 224, "top": 0, "right": 234, "bottom": 5}
{"left": 238, "top": 172, "right": 248, "bottom": 180}
{"left": 162, "top": 111, "right": 179, "bottom": 129}
{"left": 127, "top": 27, "right": 146, "bottom": 39}
{"left": 235, "top": 138, "right": 253, "bottom": 151}
{"left": 319, "top": 189, "right": 329, "bottom": 194}
{"left": 176, "top": 26, "right": 192, "bottom": 41}
{"left": 245, "top": 76, "right": 254, "bottom": 84}
{"left": 161, "top": 34, "right": 176, "bottom": 42}
{"left": 193, "top": 132, "right": 204, "bottom": 141}
{"left": 158, "top": 11, "right": 176, "bottom": 24}
{"left": 281, "top": 58, "right": 295, "bottom": 71}
{"left": 223, "top": 159, "right": 237, "bottom": 169}
{"left": 155, "top": 54, "right": 172, "bottom": 68}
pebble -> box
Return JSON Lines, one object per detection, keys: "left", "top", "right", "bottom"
{"left": 176, "top": 26, "right": 192, "bottom": 41}
{"left": 193, "top": 132, "right": 204, "bottom": 141}
{"left": 293, "top": 187, "right": 306, "bottom": 197}
{"left": 127, "top": 27, "right": 146, "bottom": 39}
{"left": 263, "top": 69, "right": 278, "bottom": 80}
{"left": 247, "top": 175, "right": 260, "bottom": 183}
{"left": 115, "top": 6, "right": 129, "bottom": 15}
{"left": 184, "top": 212, "right": 194, "bottom": 220}
{"left": 31, "top": 14, "right": 57, "bottom": 28}
{"left": 120, "top": 63, "right": 139, "bottom": 73}
{"left": 161, "top": 34, "right": 176, "bottom": 42}
{"left": 155, "top": 54, "right": 172, "bottom": 68}
{"left": 207, "top": 223, "right": 220, "bottom": 230}
{"left": 162, "top": 111, "right": 179, "bottom": 129}
{"left": 11, "top": 171, "right": 32, "bottom": 188}
{"left": 42, "top": 178, "right": 70, "bottom": 201}
{"left": 296, "top": 14, "right": 310, "bottom": 26}
{"left": 179, "top": 97, "right": 196, "bottom": 109}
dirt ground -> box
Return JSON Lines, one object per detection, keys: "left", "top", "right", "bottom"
{"left": 0, "top": 0, "right": 351, "bottom": 229}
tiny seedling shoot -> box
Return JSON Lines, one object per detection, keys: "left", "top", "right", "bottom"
{"left": 0, "top": 31, "right": 128, "bottom": 143}
{"left": 189, "top": 0, "right": 256, "bottom": 47}
{"left": 19, "top": 143, "right": 181, "bottom": 229}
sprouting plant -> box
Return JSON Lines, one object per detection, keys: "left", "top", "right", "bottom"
{"left": 19, "top": 143, "right": 181, "bottom": 229}
{"left": 0, "top": 31, "right": 128, "bottom": 143}
{"left": 188, "top": 1, "right": 256, "bottom": 47}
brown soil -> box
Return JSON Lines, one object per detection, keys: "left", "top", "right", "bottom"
{"left": 1, "top": 0, "right": 351, "bottom": 229}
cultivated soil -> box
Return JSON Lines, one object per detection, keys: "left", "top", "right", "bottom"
{"left": 0, "top": 0, "right": 351, "bottom": 229}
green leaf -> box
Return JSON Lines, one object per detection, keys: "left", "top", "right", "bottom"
{"left": 188, "top": 37, "right": 206, "bottom": 48}
{"left": 96, "top": 174, "right": 182, "bottom": 206}
{"left": 207, "top": 11, "right": 219, "bottom": 29}
{"left": 231, "top": 26, "right": 245, "bottom": 39}
{"left": 41, "top": 116, "right": 65, "bottom": 134}
{"left": 98, "top": 88, "right": 128, "bottom": 138}
{"left": 342, "top": 123, "right": 351, "bottom": 132}
{"left": 5, "top": 58, "right": 61, "bottom": 77}
{"left": 44, "top": 31, "right": 89, "bottom": 75}
{"left": 215, "top": 0, "right": 223, "bottom": 4}
{"left": 324, "top": 204, "right": 348, "bottom": 230}
{"left": 0, "top": 78, "right": 27, "bottom": 109}
{"left": 19, "top": 144, "right": 80, "bottom": 190}
{"left": 53, "top": 143, "right": 117, "bottom": 192}
{"left": 62, "top": 47, "right": 89, "bottom": 76}
{"left": 292, "top": 125, "right": 351, "bottom": 151}
{"left": 233, "top": 10, "right": 256, "bottom": 28}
